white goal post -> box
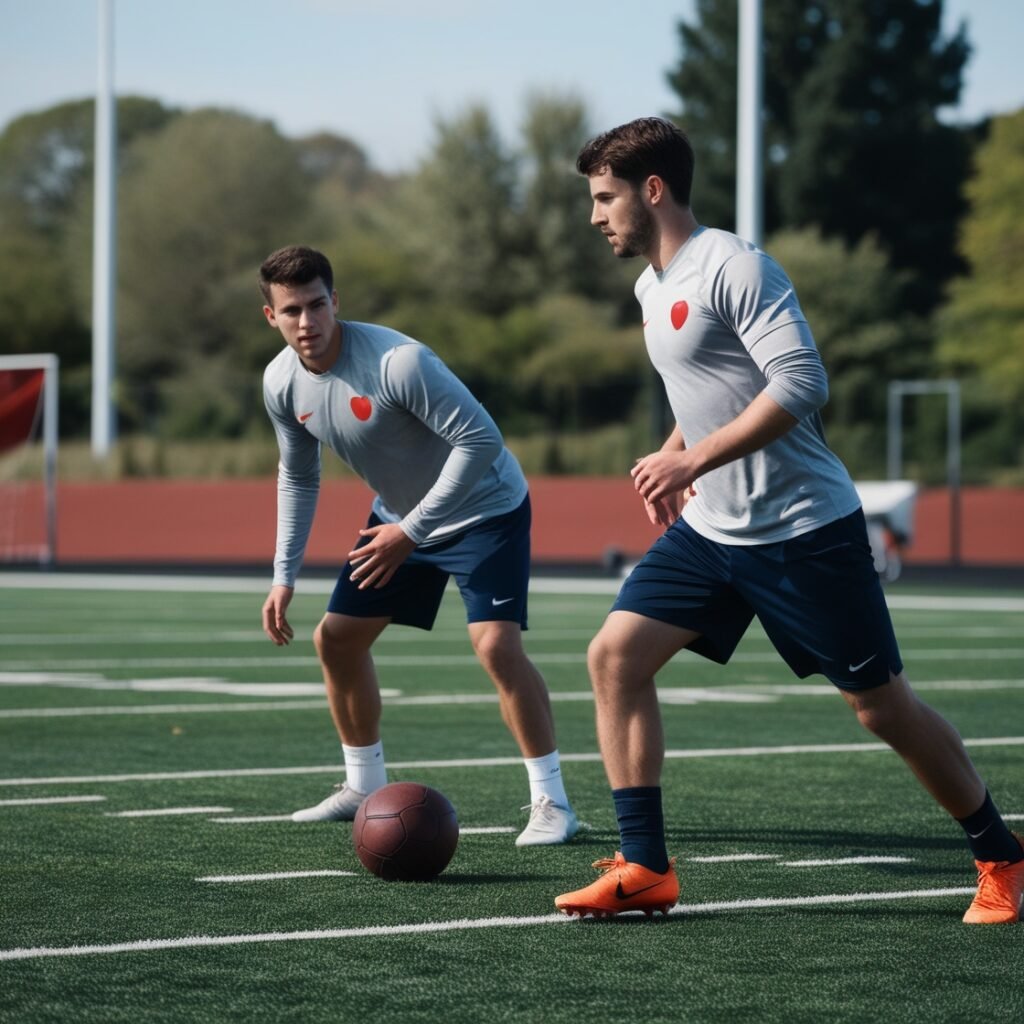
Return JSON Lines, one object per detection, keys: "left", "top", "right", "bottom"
{"left": 0, "top": 353, "right": 59, "bottom": 565}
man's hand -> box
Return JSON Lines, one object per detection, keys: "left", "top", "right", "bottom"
{"left": 347, "top": 523, "right": 416, "bottom": 590}
{"left": 631, "top": 449, "right": 699, "bottom": 507}
{"left": 642, "top": 486, "right": 697, "bottom": 527}
{"left": 262, "top": 585, "right": 295, "bottom": 646}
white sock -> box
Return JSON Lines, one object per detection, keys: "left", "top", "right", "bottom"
{"left": 524, "top": 750, "right": 569, "bottom": 807}
{"left": 342, "top": 741, "right": 387, "bottom": 795}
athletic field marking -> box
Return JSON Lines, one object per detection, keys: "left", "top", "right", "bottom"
{"left": 197, "top": 870, "right": 357, "bottom": 883}
{"left": 0, "top": 628, "right": 604, "bottom": 647}
{"left": 105, "top": 806, "right": 234, "bottom": 817}
{"left": 0, "top": 672, "right": 105, "bottom": 684}
{"left": 1005, "top": 814, "right": 1024, "bottom": 821}
{"left": 0, "top": 675, "right": 403, "bottom": 699}
{"left": 210, "top": 814, "right": 294, "bottom": 823}
{"left": 0, "top": 795, "right": 106, "bottom": 807}
{"left": 0, "top": 687, "right": 777, "bottom": 720}
{"left": 206, "top": 816, "right": 517, "bottom": 833}
{"left": 4, "top": 571, "right": 1024, "bottom": 612}
{"left": 0, "top": 886, "right": 976, "bottom": 961}
{"left": 6, "top": 623, "right": 1022, "bottom": 649}
{"left": 4, "top": 646, "right": 1023, "bottom": 673}
{"left": 4, "top": 736, "right": 1021, "bottom": 788}
{"left": 0, "top": 701, "right": 331, "bottom": 719}
{"left": 736, "top": 679, "right": 1024, "bottom": 697}
{"left": 685, "top": 853, "right": 779, "bottom": 863}
{"left": 781, "top": 856, "right": 915, "bottom": 867}
{"left": 3, "top": 678, "right": 1023, "bottom": 721}
{"left": 4, "top": 623, "right": 1018, "bottom": 648}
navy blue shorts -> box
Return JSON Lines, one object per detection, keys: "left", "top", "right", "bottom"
{"left": 327, "top": 496, "right": 531, "bottom": 631}
{"left": 612, "top": 510, "right": 903, "bottom": 691}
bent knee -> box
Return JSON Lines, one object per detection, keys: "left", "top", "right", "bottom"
{"left": 848, "top": 676, "right": 918, "bottom": 738}
{"left": 312, "top": 615, "right": 376, "bottom": 661}
{"left": 471, "top": 625, "right": 525, "bottom": 678}
{"left": 587, "top": 629, "right": 632, "bottom": 686}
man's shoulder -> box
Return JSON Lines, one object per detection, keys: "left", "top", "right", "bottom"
{"left": 639, "top": 228, "right": 757, "bottom": 293}
{"left": 347, "top": 320, "right": 418, "bottom": 352}
{"left": 686, "top": 227, "right": 758, "bottom": 271}
{"left": 263, "top": 346, "right": 299, "bottom": 390}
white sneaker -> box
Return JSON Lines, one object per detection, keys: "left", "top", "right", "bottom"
{"left": 515, "top": 794, "right": 579, "bottom": 846}
{"left": 290, "top": 782, "right": 367, "bottom": 822}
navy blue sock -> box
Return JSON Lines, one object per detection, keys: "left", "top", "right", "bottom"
{"left": 956, "top": 791, "right": 1023, "bottom": 863}
{"left": 612, "top": 786, "right": 669, "bottom": 873}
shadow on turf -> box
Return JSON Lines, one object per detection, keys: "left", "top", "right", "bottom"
{"left": 557, "top": 828, "right": 968, "bottom": 864}
{"left": 662, "top": 826, "right": 969, "bottom": 855}
{"left": 434, "top": 872, "right": 565, "bottom": 885}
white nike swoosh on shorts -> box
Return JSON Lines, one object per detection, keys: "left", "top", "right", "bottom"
{"left": 491, "top": 597, "right": 515, "bottom": 606}
{"left": 848, "top": 654, "right": 878, "bottom": 672}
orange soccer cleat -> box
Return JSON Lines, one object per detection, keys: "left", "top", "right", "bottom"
{"left": 555, "top": 851, "right": 679, "bottom": 919}
{"left": 963, "top": 835, "right": 1024, "bottom": 925}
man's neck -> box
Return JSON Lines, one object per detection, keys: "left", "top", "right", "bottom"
{"left": 649, "top": 207, "right": 699, "bottom": 273}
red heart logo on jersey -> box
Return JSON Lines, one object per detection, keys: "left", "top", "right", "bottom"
{"left": 350, "top": 396, "right": 372, "bottom": 421}
{"left": 671, "top": 301, "right": 689, "bottom": 330}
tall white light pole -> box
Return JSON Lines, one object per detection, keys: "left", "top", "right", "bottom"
{"left": 91, "top": 0, "right": 117, "bottom": 456}
{"left": 736, "top": 0, "right": 764, "bottom": 247}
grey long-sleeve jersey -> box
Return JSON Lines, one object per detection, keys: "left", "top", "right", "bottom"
{"left": 263, "top": 321, "right": 528, "bottom": 587}
{"left": 636, "top": 226, "right": 861, "bottom": 543}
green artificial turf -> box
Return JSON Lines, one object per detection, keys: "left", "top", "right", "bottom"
{"left": 1, "top": 579, "right": 1022, "bottom": 1023}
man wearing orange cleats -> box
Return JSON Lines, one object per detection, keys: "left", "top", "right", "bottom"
{"left": 555, "top": 117, "right": 1023, "bottom": 925}
{"left": 555, "top": 852, "right": 679, "bottom": 919}
{"left": 963, "top": 855, "right": 1024, "bottom": 925}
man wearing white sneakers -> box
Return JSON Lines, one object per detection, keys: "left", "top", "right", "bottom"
{"left": 258, "top": 245, "right": 578, "bottom": 847}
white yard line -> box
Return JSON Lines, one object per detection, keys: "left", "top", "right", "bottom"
{"left": 206, "top": 816, "right": 517, "bottom": 832}
{"left": 0, "top": 701, "right": 331, "bottom": 719}
{"left": 3, "top": 736, "right": 1022, "bottom": 788}
{"left": 197, "top": 871, "right": 356, "bottom": 883}
{"left": 0, "top": 886, "right": 977, "bottom": 961}
{"left": 0, "top": 795, "right": 106, "bottom": 806}
{"left": 210, "top": 814, "right": 295, "bottom": 823}
{"left": 105, "top": 806, "right": 233, "bottom": 817}
{"left": 2, "top": 677, "right": 1023, "bottom": 721}
{"left": 685, "top": 853, "right": 780, "bottom": 863}
{"left": 447, "top": 826, "right": 517, "bottom": 835}
{"left": 781, "top": 856, "right": 915, "bottom": 867}
{"left": 3, "top": 571, "right": 1024, "bottom": 612}
{"left": 4, "top": 624, "right": 1018, "bottom": 647}
{"left": 4, "top": 646, "right": 1024, "bottom": 673}
{"left": 0, "top": 687, "right": 773, "bottom": 720}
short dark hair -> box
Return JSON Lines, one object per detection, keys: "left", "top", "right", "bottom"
{"left": 576, "top": 117, "right": 695, "bottom": 206}
{"left": 259, "top": 245, "right": 334, "bottom": 303}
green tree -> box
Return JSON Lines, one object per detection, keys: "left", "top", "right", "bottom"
{"left": 389, "top": 106, "right": 531, "bottom": 316}
{"left": 519, "top": 93, "right": 632, "bottom": 306}
{"left": 0, "top": 97, "right": 175, "bottom": 236}
{"left": 0, "top": 98, "right": 177, "bottom": 433}
{"left": 65, "top": 108, "right": 311, "bottom": 436}
{"left": 766, "top": 227, "right": 931, "bottom": 475}
{"left": 515, "top": 294, "right": 646, "bottom": 431}
{"left": 937, "top": 108, "right": 1024, "bottom": 480}
{"left": 299, "top": 135, "right": 418, "bottom": 323}
{"left": 667, "top": 0, "right": 972, "bottom": 311}
{"left": 938, "top": 109, "right": 1024, "bottom": 399}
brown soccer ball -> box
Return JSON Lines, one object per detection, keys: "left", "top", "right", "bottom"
{"left": 352, "top": 782, "right": 459, "bottom": 881}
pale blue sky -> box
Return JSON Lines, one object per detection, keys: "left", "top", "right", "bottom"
{"left": 1, "top": 0, "right": 1020, "bottom": 173}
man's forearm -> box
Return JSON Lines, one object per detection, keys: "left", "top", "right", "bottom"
{"left": 686, "top": 392, "right": 798, "bottom": 478}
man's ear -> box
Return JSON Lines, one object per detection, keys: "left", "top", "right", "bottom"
{"left": 645, "top": 175, "right": 667, "bottom": 206}
{"left": 263, "top": 304, "right": 277, "bottom": 328}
